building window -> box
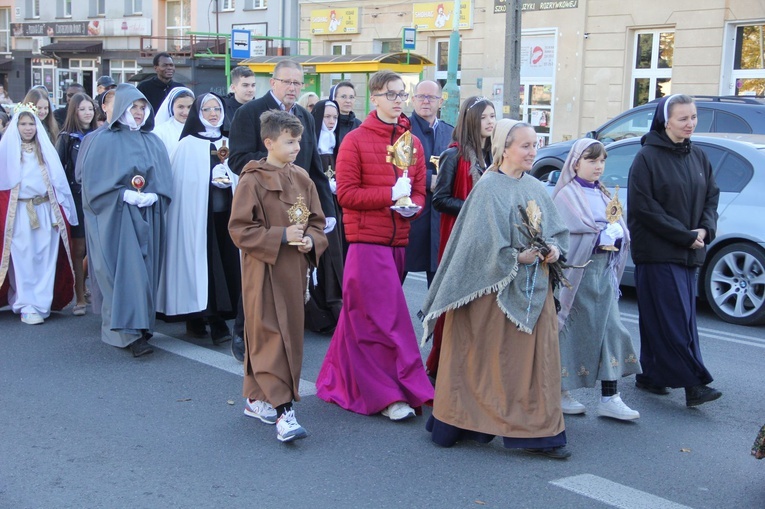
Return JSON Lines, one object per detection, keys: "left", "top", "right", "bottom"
{"left": 732, "top": 24, "right": 765, "bottom": 96}
{"left": 220, "top": 0, "right": 235, "bottom": 11}
{"left": 110, "top": 60, "right": 141, "bottom": 84}
{"left": 375, "top": 39, "right": 403, "bottom": 54}
{"left": 64, "top": 0, "right": 72, "bottom": 17}
{"left": 126, "top": 0, "right": 142, "bottom": 15}
{"left": 0, "top": 8, "right": 10, "bottom": 53}
{"left": 90, "top": 0, "right": 106, "bottom": 16}
{"left": 244, "top": 0, "right": 266, "bottom": 9}
{"left": 27, "top": 0, "right": 41, "bottom": 18}
{"left": 631, "top": 30, "right": 674, "bottom": 107}
{"left": 166, "top": 0, "right": 191, "bottom": 51}
{"left": 434, "top": 39, "right": 461, "bottom": 84}
{"left": 330, "top": 42, "right": 352, "bottom": 83}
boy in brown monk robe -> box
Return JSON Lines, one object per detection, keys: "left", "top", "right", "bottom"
{"left": 228, "top": 110, "right": 328, "bottom": 442}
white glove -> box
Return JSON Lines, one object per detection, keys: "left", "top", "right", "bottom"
{"left": 137, "top": 192, "right": 158, "bottom": 208}
{"left": 329, "top": 178, "right": 337, "bottom": 194}
{"left": 605, "top": 222, "right": 624, "bottom": 240}
{"left": 211, "top": 164, "right": 232, "bottom": 189}
{"left": 391, "top": 176, "right": 411, "bottom": 201}
{"left": 395, "top": 208, "right": 417, "bottom": 218}
{"left": 123, "top": 189, "right": 141, "bottom": 206}
{"left": 324, "top": 217, "right": 337, "bottom": 233}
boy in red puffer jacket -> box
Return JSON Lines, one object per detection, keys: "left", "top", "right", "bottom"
{"left": 316, "top": 70, "right": 434, "bottom": 421}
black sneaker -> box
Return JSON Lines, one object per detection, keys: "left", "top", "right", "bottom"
{"left": 129, "top": 336, "right": 153, "bottom": 358}
{"left": 685, "top": 385, "right": 722, "bottom": 407}
{"left": 210, "top": 320, "right": 232, "bottom": 345}
{"left": 523, "top": 446, "right": 571, "bottom": 460}
{"left": 231, "top": 334, "right": 245, "bottom": 362}
{"left": 635, "top": 379, "right": 670, "bottom": 395}
{"left": 186, "top": 318, "right": 207, "bottom": 338}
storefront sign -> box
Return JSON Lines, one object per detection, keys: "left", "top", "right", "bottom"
{"left": 494, "top": 0, "right": 578, "bottom": 13}
{"left": 309, "top": 8, "right": 360, "bottom": 35}
{"left": 12, "top": 18, "right": 151, "bottom": 37}
{"left": 520, "top": 36, "right": 555, "bottom": 78}
{"left": 413, "top": 1, "right": 473, "bottom": 31}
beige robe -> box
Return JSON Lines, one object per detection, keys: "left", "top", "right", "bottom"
{"left": 228, "top": 159, "right": 328, "bottom": 407}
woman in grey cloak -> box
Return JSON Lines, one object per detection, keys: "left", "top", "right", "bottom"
{"left": 78, "top": 84, "right": 172, "bottom": 357}
{"left": 552, "top": 138, "right": 641, "bottom": 421}
{"left": 420, "top": 120, "right": 571, "bottom": 459}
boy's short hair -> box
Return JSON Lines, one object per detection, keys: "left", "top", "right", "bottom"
{"left": 231, "top": 66, "right": 255, "bottom": 83}
{"left": 260, "top": 110, "right": 303, "bottom": 142}
{"left": 368, "top": 70, "right": 403, "bottom": 94}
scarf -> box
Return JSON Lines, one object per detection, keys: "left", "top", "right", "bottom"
{"left": 437, "top": 142, "right": 473, "bottom": 260}
{"left": 198, "top": 93, "right": 224, "bottom": 138}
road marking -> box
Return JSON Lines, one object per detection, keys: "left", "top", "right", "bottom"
{"left": 619, "top": 313, "right": 765, "bottom": 349}
{"left": 551, "top": 474, "right": 694, "bottom": 509}
{"left": 151, "top": 332, "right": 317, "bottom": 397}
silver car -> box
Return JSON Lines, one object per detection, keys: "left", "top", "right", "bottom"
{"left": 549, "top": 133, "right": 765, "bottom": 326}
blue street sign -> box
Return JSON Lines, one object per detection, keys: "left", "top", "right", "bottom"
{"left": 402, "top": 27, "right": 416, "bottom": 50}
{"left": 231, "top": 29, "right": 251, "bottom": 59}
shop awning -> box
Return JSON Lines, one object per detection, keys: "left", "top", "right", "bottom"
{"left": 41, "top": 41, "right": 103, "bottom": 54}
{"left": 0, "top": 58, "right": 13, "bottom": 70}
{"left": 238, "top": 52, "right": 434, "bottom": 74}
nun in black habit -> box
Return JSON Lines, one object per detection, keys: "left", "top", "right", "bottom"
{"left": 304, "top": 99, "right": 344, "bottom": 334}
{"left": 79, "top": 84, "right": 172, "bottom": 357}
{"left": 156, "top": 93, "right": 241, "bottom": 345}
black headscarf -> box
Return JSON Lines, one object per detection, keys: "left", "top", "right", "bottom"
{"left": 180, "top": 92, "right": 228, "bottom": 140}
{"left": 649, "top": 94, "right": 682, "bottom": 133}
{"left": 310, "top": 99, "right": 340, "bottom": 143}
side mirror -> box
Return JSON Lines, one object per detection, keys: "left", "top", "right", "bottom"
{"left": 585, "top": 131, "right": 597, "bottom": 139}
{"left": 548, "top": 170, "right": 561, "bottom": 185}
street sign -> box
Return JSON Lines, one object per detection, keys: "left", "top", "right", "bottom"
{"left": 402, "top": 27, "right": 416, "bottom": 50}
{"left": 231, "top": 29, "right": 251, "bottom": 59}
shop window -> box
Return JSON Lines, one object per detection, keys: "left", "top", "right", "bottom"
{"left": 631, "top": 30, "right": 673, "bottom": 107}
{"left": 0, "top": 8, "right": 10, "bottom": 53}
{"left": 110, "top": 59, "right": 141, "bottom": 85}
{"left": 435, "top": 39, "right": 461, "bottom": 83}
{"left": 731, "top": 24, "right": 765, "bottom": 96}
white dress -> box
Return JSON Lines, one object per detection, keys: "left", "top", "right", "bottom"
{"left": 8, "top": 152, "right": 61, "bottom": 316}
{"left": 152, "top": 118, "right": 185, "bottom": 159}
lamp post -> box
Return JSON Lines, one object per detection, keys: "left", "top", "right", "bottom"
{"left": 441, "top": 0, "right": 461, "bottom": 125}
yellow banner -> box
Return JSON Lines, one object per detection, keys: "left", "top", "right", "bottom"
{"left": 310, "top": 8, "right": 360, "bottom": 35}
{"left": 413, "top": 1, "right": 473, "bottom": 31}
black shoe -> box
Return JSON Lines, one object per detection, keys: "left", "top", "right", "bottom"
{"left": 635, "top": 380, "right": 670, "bottom": 395}
{"left": 231, "top": 334, "right": 245, "bottom": 362}
{"left": 186, "top": 318, "right": 207, "bottom": 338}
{"left": 210, "top": 320, "right": 232, "bottom": 345}
{"left": 685, "top": 385, "right": 722, "bottom": 407}
{"left": 129, "top": 336, "right": 153, "bottom": 358}
{"left": 523, "top": 446, "right": 571, "bottom": 460}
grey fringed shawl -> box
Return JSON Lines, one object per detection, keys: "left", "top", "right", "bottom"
{"left": 420, "top": 170, "right": 569, "bottom": 338}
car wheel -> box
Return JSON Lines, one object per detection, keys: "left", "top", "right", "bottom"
{"left": 704, "top": 242, "right": 765, "bottom": 325}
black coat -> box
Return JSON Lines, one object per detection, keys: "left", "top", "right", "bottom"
{"left": 334, "top": 111, "right": 361, "bottom": 159}
{"left": 228, "top": 91, "right": 335, "bottom": 217}
{"left": 136, "top": 76, "right": 185, "bottom": 115}
{"left": 627, "top": 130, "right": 719, "bottom": 267}
{"left": 405, "top": 113, "right": 454, "bottom": 273}
{"left": 222, "top": 92, "right": 246, "bottom": 132}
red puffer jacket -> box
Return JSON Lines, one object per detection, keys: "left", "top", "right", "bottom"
{"left": 336, "top": 111, "right": 427, "bottom": 247}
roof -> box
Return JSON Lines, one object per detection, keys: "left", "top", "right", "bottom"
{"left": 0, "top": 58, "right": 12, "bottom": 70}
{"left": 238, "top": 52, "right": 434, "bottom": 74}
{"left": 41, "top": 41, "right": 103, "bottom": 54}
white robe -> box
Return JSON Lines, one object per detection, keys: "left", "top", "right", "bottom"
{"left": 156, "top": 135, "right": 238, "bottom": 316}
{"left": 152, "top": 118, "right": 185, "bottom": 159}
{"left": 8, "top": 152, "right": 62, "bottom": 316}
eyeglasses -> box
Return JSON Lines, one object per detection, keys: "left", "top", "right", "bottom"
{"left": 413, "top": 94, "right": 442, "bottom": 102}
{"left": 201, "top": 107, "right": 223, "bottom": 113}
{"left": 337, "top": 94, "right": 356, "bottom": 101}
{"left": 273, "top": 77, "right": 304, "bottom": 88}
{"left": 373, "top": 91, "right": 410, "bottom": 101}
{"left": 468, "top": 96, "right": 491, "bottom": 110}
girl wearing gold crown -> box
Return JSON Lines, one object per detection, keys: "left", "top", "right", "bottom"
{"left": 0, "top": 103, "right": 78, "bottom": 324}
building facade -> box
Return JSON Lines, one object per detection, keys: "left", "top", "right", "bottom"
{"left": 298, "top": 0, "right": 765, "bottom": 145}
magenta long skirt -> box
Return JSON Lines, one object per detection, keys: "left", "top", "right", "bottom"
{"left": 316, "top": 243, "right": 434, "bottom": 415}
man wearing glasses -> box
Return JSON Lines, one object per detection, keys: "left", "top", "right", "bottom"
{"left": 405, "top": 80, "right": 453, "bottom": 287}
{"left": 227, "top": 60, "right": 336, "bottom": 362}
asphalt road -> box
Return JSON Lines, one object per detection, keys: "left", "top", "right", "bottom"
{"left": 2, "top": 274, "right": 764, "bottom": 509}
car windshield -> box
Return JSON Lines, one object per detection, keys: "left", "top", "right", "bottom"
{"left": 597, "top": 109, "right": 654, "bottom": 143}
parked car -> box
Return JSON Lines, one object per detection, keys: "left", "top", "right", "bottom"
{"left": 548, "top": 133, "right": 765, "bottom": 326}
{"left": 533, "top": 96, "right": 765, "bottom": 181}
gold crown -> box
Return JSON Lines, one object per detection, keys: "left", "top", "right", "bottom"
{"left": 14, "top": 102, "right": 38, "bottom": 115}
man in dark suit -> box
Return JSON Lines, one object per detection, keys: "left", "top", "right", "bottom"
{"left": 228, "top": 59, "right": 335, "bottom": 361}
{"left": 405, "top": 80, "right": 453, "bottom": 286}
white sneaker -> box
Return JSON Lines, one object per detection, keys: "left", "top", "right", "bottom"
{"left": 597, "top": 393, "right": 640, "bottom": 421}
{"left": 21, "top": 313, "right": 44, "bottom": 325}
{"left": 381, "top": 401, "right": 416, "bottom": 421}
{"left": 561, "top": 391, "right": 586, "bottom": 415}
{"left": 276, "top": 409, "right": 308, "bottom": 442}
{"left": 244, "top": 399, "right": 277, "bottom": 425}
